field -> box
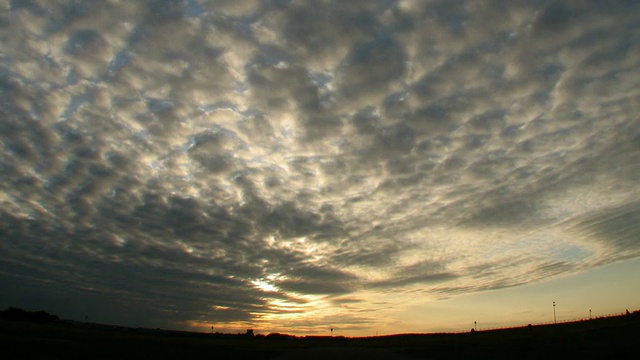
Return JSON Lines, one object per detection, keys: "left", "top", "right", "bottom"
{"left": 2, "top": 313, "right": 639, "bottom": 359}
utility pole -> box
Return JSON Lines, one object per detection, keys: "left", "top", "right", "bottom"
{"left": 589, "top": 309, "right": 592, "bottom": 320}
{"left": 553, "top": 301, "right": 556, "bottom": 323}
{"left": 474, "top": 321, "right": 477, "bottom": 331}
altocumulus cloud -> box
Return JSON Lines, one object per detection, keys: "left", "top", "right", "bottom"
{"left": 1, "top": 0, "right": 640, "bottom": 332}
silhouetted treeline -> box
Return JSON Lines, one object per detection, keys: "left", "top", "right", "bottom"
{"left": 0, "top": 307, "right": 59, "bottom": 323}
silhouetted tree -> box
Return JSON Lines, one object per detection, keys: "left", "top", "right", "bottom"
{"left": 0, "top": 307, "right": 59, "bottom": 322}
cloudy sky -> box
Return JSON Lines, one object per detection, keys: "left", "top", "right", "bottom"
{"left": 1, "top": 0, "right": 640, "bottom": 335}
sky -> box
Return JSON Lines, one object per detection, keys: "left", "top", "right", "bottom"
{"left": 1, "top": 0, "right": 640, "bottom": 336}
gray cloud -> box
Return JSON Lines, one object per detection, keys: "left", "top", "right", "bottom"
{"left": 2, "top": 0, "right": 640, "bottom": 333}
{"left": 571, "top": 200, "right": 640, "bottom": 257}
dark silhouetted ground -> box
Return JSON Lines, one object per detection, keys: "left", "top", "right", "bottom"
{"left": 1, "top": 312, "right": 639, "bottom": 359}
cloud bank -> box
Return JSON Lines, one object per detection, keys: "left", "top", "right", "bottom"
{"left": 1, "top": 0, "right": 640, "bottom": 333}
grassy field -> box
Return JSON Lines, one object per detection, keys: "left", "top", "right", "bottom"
{"left": 2, "top": 313, "right": 639, "bottom": 359}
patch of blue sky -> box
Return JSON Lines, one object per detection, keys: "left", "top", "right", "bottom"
{"left": 186, "top": 0, "right": 204, "bottom": 18}
{"left": 60, "top": 92, "right": 95, "bottom": 121}
{"left": 234, "top": 81, "right": 248, "bottom": 94}
{"left": 108, "top": 50, "right": 131, "bottom": 74}
{"left": 311, "top": 72, "right": 333, "bottom": 89}
{"left": 200, "top": 101, "right": 238, "bottom": 113}
{"left": 550, "top": 243, "right": 595, "bottom": 263}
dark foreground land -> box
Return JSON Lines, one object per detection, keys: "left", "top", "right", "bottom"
{"left": 2, "top": 313, "right": 639, "bottom": 359}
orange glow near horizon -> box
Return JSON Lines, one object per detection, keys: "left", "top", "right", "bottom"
{"left": 182, "top": 258, "right": 640, "bottom": 337}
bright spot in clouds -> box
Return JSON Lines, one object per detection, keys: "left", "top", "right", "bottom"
{"left": 1, "top": 0, "right": 640, "bottom": 336}
{"left": 252, "top": 279, "right": 279, "bottom": 293}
